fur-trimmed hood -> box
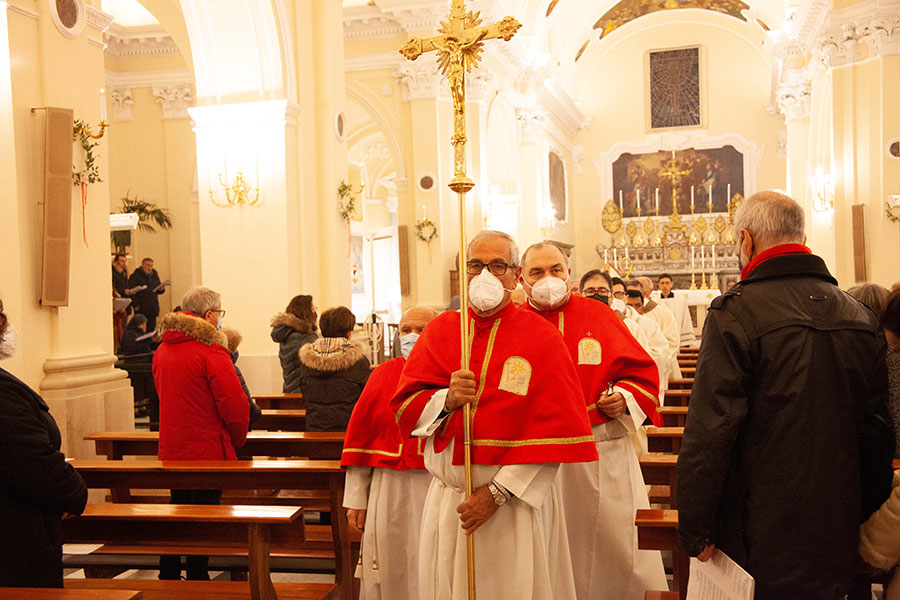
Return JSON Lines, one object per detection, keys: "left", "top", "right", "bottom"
{"left": 270, "top": 312, "right": 315, "bottom": 343}
{"left": 157, "top": 311, "right": 227, "bottom": 348}
{"left": 299, "top": 337, "right": 366, "bottom": 372}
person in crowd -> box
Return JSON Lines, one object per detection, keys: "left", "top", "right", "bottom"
{"left": 221, "top": 328, "right": 262, "bottom": 427}
{"left": 625, "top": 288, "right": 645, "bottom": 315}
{"left": 677, "top": 191, "right": 894, "bottom": 599}
{"left": 654, "top": 273, "right": 695, "bottom": 346}
{"left": 881, "top": 290, "right": 900, "bottom": 457}
{"left": 128, "top": 257, "right": 169, "bottom": 331}
{"left": 118, "top": 313, "right": 153, "bottom": 356}
{"left": 628, "top": 278, "right": 681, "bottom": 378}
{"left": 270, "top": 295, "right": 318, "bottom": 393}
{"left": 342, "top": 305, "right": 438, "bottom": 599}
{"left": 112, "top": 253, "right": 134, "bottom": 345}
{"left": 391, "top": 230, "right": 597, "bottom": 600}
{"left": 153, "top": 286, "right": 250, "bottom": 580}
{"left": 0, "top": 298, "right": 88, "bottom": 588}
{"left": 520, "top": 242, "right": 666, "bottom": 600}
{"left": 657, "top": 273, "right": 675, "bottom": 299}
{"left": 848, "top": 283, "right": 891, "bottom": 316}
{"left": 298, "top": 306, "right": 370, "bottom": 431}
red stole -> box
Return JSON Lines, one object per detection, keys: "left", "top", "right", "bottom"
{"left": 740, "top": 243, "right": 812, "bottom": 280}
{"left": 341, "top": 357, "right": 425, "bottom": 470}
{"left": 391, "top": 302, "right": 597, "bottom": 466}
{"left": 521, "top": 295, "right": 662, "bottom": 427}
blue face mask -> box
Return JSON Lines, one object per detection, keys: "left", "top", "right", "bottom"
{"left": 400, "top": 332, "right": 420, "bottom": 359}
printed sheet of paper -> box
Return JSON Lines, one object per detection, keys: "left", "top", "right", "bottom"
{"left": 135, "top": 332, "right": 155, "bottom": 342}
{"left": 153, "top": 280, "right": 171, "bottom": 292}
{"left": 113, "top": 297, "right": 132, "bottom": 311}
{"left": 686, "top": 551, "right": 754, "bottom": 600}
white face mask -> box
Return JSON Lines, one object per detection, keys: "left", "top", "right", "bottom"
{"left": 0, "top": 323, "right": 19, "bottom": 360}
{"left": 610, "top": 297, "right": 627, "bottom": 314}
{"left": 399, "top": 332, "right": 420, "bottom": 359}
{"left": 468, "top": 269, "right": 510, "bottom": 313}
{"left": 527, "top": 276, "right": 570, "bottom": 309}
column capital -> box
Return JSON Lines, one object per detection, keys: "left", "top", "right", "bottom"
{"left": 515, "top": 107, "right": 546, "bottom": 144}
{"left": 110, "top": 87, "right": 134, "bottom": 122}
{"left": 816, "top": 0, "right": 900, "bottom": 67}
{"left": 394, "top": 55, "right": 443, "bottom": 101}
{"left": 775, "top": 79, "right": 811, "bottom": 121}
{"left": 153, "top": 84, "right": 194, "bottom": 119}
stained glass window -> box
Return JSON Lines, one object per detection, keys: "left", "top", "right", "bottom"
{"left": 649, "top": 47, "right": 701, "bottom": 129}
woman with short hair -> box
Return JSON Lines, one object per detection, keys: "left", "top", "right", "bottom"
{"left": 270, "top": 295, "right": 318, "bottom": 393}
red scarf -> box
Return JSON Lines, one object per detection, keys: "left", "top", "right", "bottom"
{"left": 740, "top": 243, "right": 811, "bottom": 280}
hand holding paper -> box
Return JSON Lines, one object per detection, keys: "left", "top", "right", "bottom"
{"left": 153, "top": 280, "right": 171, "bottom": 293}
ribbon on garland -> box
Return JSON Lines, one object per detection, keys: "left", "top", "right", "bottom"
{"left": 80, "top": 179, "right": 89, "bottom": 248}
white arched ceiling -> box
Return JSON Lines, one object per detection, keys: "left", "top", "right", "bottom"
{"left": 134, "top": 0, "right": 195, "bottom": 73}
{"left": 177, "top": 0, "right": 286, "bottom": 105}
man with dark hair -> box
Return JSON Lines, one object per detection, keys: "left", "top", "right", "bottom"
{"left": 579, "top": 269, "right": 612, "bottom": 301}
{"left": 625, "top": 289, "right": 645, "bottom": 315}
{"left": 128, "top": 257, "right": 169, "bottom": 330}
{"left": 678, "top": 191, "right": 894, "bottom": 599}
{"left": 657, "top": 274, "right": 674, "bottom": 298}
{"left": 654, "top": 274, "right": 694, "bottom": 346}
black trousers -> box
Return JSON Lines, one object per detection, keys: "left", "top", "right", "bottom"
{"left": 158, "top": 489, "right": 222, "bottom": 580}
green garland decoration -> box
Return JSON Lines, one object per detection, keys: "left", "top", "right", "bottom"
{"left": 72, "top": 120, "right": 102, "bottom": 186}
{"left": 415, "top": 218, "right": 438, "bottom": 242}
{"left": 338, "top": 180, "right": 357, "bottom": 221}
{"left": 886, "top": 201, "right": 900, "bottom": 224}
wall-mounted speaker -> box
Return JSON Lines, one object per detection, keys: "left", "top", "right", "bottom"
{"left": 40, "top": 107, "right": 74, "bottom": 307}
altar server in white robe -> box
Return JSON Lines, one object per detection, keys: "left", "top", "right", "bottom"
{"left": 628, "top": 279, "right": 681, "bottom": 381}
{"left": 646, "top": 275, "right": 694, "bottom": 346}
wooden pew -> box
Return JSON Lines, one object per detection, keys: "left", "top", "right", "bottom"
{"left": 677, "top": 360, "right": 697, "bottom": 369}
{"left": 658, "top": 406, "right": 689, "bottom": 427}
{"left": 253, "top": 394, "right": 304, "bottom": 410}
{"left": 639, "top": 453, "right": 678, "bottom": 508}
{"left": 70, "top": 459, "right": 354, "bottom": 600}
{"left": 680, "top": 367, "right": 696, "bottom": 377}
{"left": 635, "top": 509, "right": 689, "bottom": 599}
{"left": 254, "top": 410, "right": 307, "bottom": 432}
{"left": 1, "top": 590, "right": 142, "bottom": 600}
{"left": 663, "top": 389, "right": 691, "bottom": 407}
{"left": 667, "top": 379, "right": 694, "bottom": 391}
{"left": 647, "top": 427, "right": 683, "bottom": 454}
{"left": 61, "top": 503, "right": 316, "bottom": 600}
{"left": 86, "top": 431, "right": 345, "bottom": 460}
{"left": 64, "top": 580, "right": 335, "bottom": 600}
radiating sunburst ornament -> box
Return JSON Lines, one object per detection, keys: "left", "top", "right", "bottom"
{"left": 601, "top": 200, "right": 622, "bottom": 234}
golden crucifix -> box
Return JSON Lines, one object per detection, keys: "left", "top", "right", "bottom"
{"left": 658, "top": 151, "right": 690, "bottom": 233}
{"left": 400, "top": 3, "right": 521, "bottom": 599}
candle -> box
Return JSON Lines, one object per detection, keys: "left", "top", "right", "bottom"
{"left": 613, "top": 248, "right": 618, "bottom": 265}
{"left": 691, "top": 245, "right": 695, "bottom": 271}
{"left": 625, "top": 247, "right": 629, "bottom": 259}
{"left": 708, "top": 184, "right": 713, "bottom": 213}
{"left": 691, "top": 186, "right": 695, "bottom": 210}
{"left": 619, "top": 190, "right": 624, "bottom": 213}
{"left": 604, "top": 249, "right": 609, "bottom": 266}
{"left": 701, "top": 245, "right": 706, "bottom": 270}
{"left": 636, "top": 189, "right": 641, "bottom": 212}
{"left": 712, "top": 244, "right": 716, "bottom": 270}
{"left": 655, "top": 188, "right": 659, "bottom": 214}
{"left": 727, "top": 183, "right": 731, "bottom": 204}
{"left": 99, "top": 88, "right": 107, "bottom": 122}
{"left": 423, "top": 204, "right": 427, "bottom": 220}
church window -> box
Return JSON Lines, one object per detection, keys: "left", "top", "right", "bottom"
{"left": 649, "top": 47, "right": 701, "bottom": 129}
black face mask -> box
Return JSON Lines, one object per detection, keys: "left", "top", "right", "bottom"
{"left": 587, "top": 293, "right": 609, "bottom": 305}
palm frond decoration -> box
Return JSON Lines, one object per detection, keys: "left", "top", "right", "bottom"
{"left": 110, "top": 193, "right": 174, "bottom": 253}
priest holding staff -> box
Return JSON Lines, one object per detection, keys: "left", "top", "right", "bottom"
{"left": 391, "top": 230, "right": 597, "bottom": 600}
{"left": 519, "top": 242, "right": 668, "bottom": 600}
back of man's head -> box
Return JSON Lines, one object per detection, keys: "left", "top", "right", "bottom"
{"left": 637, "top": 276, "right": 653, "bottom": 296}
{"left": 734, "top": 191, "right": 805, "bottom": 250}
{"left": 182, "top": 286, "right": 221, "bottom": 317}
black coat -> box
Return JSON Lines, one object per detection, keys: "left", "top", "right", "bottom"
{"left": 270, "top": 313, "right": 317, "bottom": 393}
{"left": 0, "top": 368, "right": 88, "bottom": 588}
{"left": 112, "top": 266, "right": 129, "bottom": 298}
{"left": 298, "top": 339, "right": 370, "bottom": 431}
{"left": 128, "top": 268, "right": 164, "bottom": 318}
{"left": 119, "top": 324, "right": 153, "bottom": 356}
{"left": 677, "top": 253, "right": 894, "bottom": 600}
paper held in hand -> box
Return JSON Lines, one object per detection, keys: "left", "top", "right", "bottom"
{"left": 134, "top": 332, "right": 155, "bottom": 342}
{"left": 686, "top": 550, "right": 754, "bottom": 600}
{"left": 113, "top": 297, "right": 132, "bottom": 311}
{"left": 153, "top": 280, "right": 171, "bottom": 293}
{"left": 127, "top": 285, "right": 147, "bottom": 294}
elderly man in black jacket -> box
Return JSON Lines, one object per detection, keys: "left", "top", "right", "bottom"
{"left": 677, "top": 191, "right": 894, "bottom": 600}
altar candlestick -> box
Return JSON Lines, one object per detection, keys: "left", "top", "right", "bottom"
{"left": 655, "top": 188, "right": 659, "bottom": 214}
{"left": 691, "top": 186, "right": 695, "bottom": 210}
{"left": 613, "top": 248, "right": 618, "bottom": 265}
{"left": 423, "top": 204, "right": 427, "bottom": 220}
{"left": 625, "top": 247, "right": 629, "bottom": 259}
{"left": 727, "top": 183, "right": 731, "bottom": 203}
{"left": 712, "top": 244, "right": 716, "bottom": 270}
{"left": 708, "top": 184, "right": 713, "bottom": 213}
{"left": 691, "top": 245, "right": 695, "bottom": 271}
{"left": 99, "top": 89, "right": 107, "bottom": 122}
{"left": 619, "top": 190, "right": 624, "bottom": 213}
{"left": 604, "top": 249, "right": 609, "bottom": 266}
{"left": 701, "top": 244, "right": 705, "bottom": 270}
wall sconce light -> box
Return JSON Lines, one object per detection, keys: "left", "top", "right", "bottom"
{"left": 809, "top": 167, "right": 834, "bottom": 213}
{"left": 539, "top": 201, "right": 556, "bottom": 237}
{"left": 210, "top": 159, "right": 260, "bottom": 207}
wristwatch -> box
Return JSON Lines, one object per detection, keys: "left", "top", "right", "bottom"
{"left": 487, "top": 481, "right": 509, "bottom": 506}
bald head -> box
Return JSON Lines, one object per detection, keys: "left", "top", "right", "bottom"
{"left": 399, "top": 305, "right": 438, "bottom": 335}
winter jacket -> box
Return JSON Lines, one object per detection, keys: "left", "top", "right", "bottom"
{"left": 861, "top": 471, "right": 900, "bottom": 570}
{"left": 0, "top": 367, "right": 88, "bottom": 588}
{"left": 119, "top": 322, "right": 153, "bottom": 356}
{"left": 153, "top": 312, "right": 249, "bottom": 460}
{"left": 270, "top": 312, "right": 317, "bottom": 393}
{"left": 128, "top": 268, "right": 165, "bottom": 318}
{"left": 298, "top": 338, "right": 371, "bottom": 431}
{"left": 230, "top": 351, "right": 261, "bottom": 425}
{"left": 677, "top": 252, "right": 894, "bottom": 600}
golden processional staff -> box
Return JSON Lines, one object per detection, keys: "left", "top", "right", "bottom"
{"left": 399, "top": 3, "right": 521, "bottom": 598}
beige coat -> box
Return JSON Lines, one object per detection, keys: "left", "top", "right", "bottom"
{"left": 860, "top": 471, "right": 900, "bottom": 599}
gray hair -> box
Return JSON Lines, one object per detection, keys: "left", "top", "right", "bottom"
{"left": 637, "top": 276, "right": 653, "bottom": 293}
{"left": 181, "top": 286, "right": 222, "bottom": 316}
{"left": 847, "top": 283, "right": 890, "bottom": 315}
{"left": 733, "top": 191, "right": 805, "bottom": 248}
{"left": 521, "top": 242, "right": 569, "bottom": 268}
{"left": 467, "top": 230, "right": 520, "bottom": 266}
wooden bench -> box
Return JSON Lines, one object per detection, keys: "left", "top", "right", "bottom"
{"left": 639, "top": 453, "right": 678, "bottom": 508}
{"left": 1, "top": 589, "right": 142, "bottom": 600}
{"left": 70, "top": 460, "right": 355, "bottom": 600}
{"left": 658, "top": 406, "right": 689, "bottom": 427}
{"left": 253, "top": 394, "right": 304, "bottom": 410}
{"left": 667, "top": 379, "right": 693, "bottom": 390}
{"left": 663, "top": 389, "right": 691, "bottom": 407}
{"left": 65, "top": 579, "right": 335, "bottom": 599}
{"left": 254, "top": 410, "right": 307, "bottom": 432}
{"left": 86, "top": 431, "right": 345, "bottom": 460}
{"left": 647, "top": 427, "right": 683, "bottom": 454}
{"left": 680, "top": 367, "right": 696, "bottom": 377}
{"left": 635, "top": 509, "right": 689, "bottom": 599}
{"left": 61, "top": 503, "right": 310, "bottom": 600}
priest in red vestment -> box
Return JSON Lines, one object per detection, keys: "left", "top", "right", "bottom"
{"left": 341, "top": 305, "right": 437, "bottom": 600}
{"left": 520, "top": 242, "right": 667, "bottom": 600}
{"left": 391, "top": 230, "right": 597, "bottom": 600}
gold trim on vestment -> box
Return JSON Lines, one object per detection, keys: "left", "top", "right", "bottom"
{"left": 558, "top": 312, "right": 564, "bottom": 335}
{"left": 342, "top": 445, "right": 403, "bottom": 458}
{"left": 395, "top": 389, "right": 427, "bottom": 424}
{"left": 472, "top": 318, "right": 501, "bottom": 413}
{"left": 617, "top": 379, "right": 660, "bottom": 406}
{"left": 472, "top": 435, "right": 595, "bottom": 447}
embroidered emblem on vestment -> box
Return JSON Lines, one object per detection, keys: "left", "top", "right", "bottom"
{"left": 577, "top": 337, "right": 602, "bottom": 365}
{"left": 498, "top": 356, "right": 531, "bottom": 396}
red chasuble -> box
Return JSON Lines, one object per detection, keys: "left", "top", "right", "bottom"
{"left": 391, "top": 302, "right": 598, "bottom": 466}
{"left": 521, "top": 294, "right": 662, "bottom": 427}
{"left": 341, "top": 357, "right": 425, "bottom": 471}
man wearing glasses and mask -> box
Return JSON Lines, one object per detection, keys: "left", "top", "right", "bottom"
{"left": 391, "top": 230, "right": 597, "bottom": 600}
{"left": 519, "top": 243, "right": 666, "bottom": 600}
